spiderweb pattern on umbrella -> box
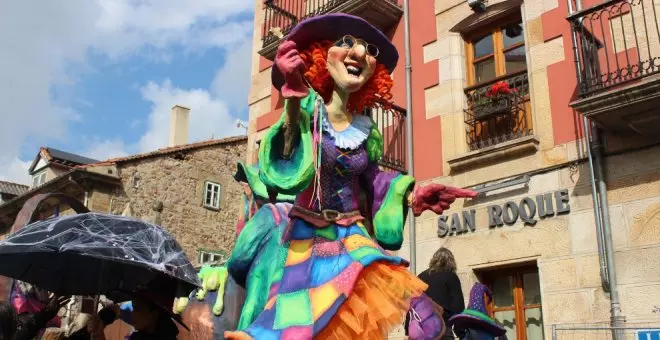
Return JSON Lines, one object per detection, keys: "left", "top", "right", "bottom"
{"left": 0, "top": 212, "right": 200, "bottom": 298}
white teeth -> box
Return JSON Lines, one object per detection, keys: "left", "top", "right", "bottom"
{"left": 346, "top": 65, "right": 360, "bottom": 73}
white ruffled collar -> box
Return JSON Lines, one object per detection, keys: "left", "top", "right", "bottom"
{"left": 319, "top": 103, "right": 373, "bottom": 150}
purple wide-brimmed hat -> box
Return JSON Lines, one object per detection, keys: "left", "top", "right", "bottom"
{"left": 448, "top": 283, "right": 507, "bottom": 337}
{"left": 272, "top": 13, "right": 399, "bottom": 91}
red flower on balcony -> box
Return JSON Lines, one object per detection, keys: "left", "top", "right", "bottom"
{"left": 485, "top": 81, "right": 516, "bottom": 98}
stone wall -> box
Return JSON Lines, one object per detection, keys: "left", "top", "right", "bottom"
{"left": 109, "top": 141, "right": 247, "bottom": 266}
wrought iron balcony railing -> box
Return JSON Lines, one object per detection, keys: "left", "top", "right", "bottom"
{"left": 464, "top": 71, "right": 533, "bottom": 151}
{"left": 568, "top": 0, "right": 660, "bottom": 97}
{"left": 260, "top": 0, "right": 402, "bottom": 58}
{"left": 366, "top": 103, "right": 407, "bottom": 173}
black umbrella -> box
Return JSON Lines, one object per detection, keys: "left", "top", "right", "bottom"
{"left": 0, "top": 212, "right": 200, "bottom": 298}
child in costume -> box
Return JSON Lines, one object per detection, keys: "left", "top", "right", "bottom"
{"left": 220, "top": 13, "right": 476, "bottom": 340}
{"left": 449, "top": 283, "right": 508, "bottom": 340}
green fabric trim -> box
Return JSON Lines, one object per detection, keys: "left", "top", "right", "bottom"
{"left": 365, "top": 117, "right": 383, "bottom": 163}
{"left": 236, "top": 162, "right": 295, "bottom": 202}
{"left": 373, "top": 174, "right": 415, "bottom": 251}
{"left": 462, "top": 309, "right": 499, "bottom": 323}
{"left": 258, "top": 90, "right": 317, "bottom": 196}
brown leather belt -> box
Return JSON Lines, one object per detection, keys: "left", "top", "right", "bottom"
{"left": 289, "top": 205, "right": 363, "bottom": 227}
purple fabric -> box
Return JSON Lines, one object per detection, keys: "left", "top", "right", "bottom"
{"left": 468, "top": 283, "right": 492, "bottom": 314}
{"left": 295, "top": 135, "right": 371, "bottom": 212}
{"left": 449, "top": 283, "right": 506, "bottom": 337}
{"left": 272, "top": 13, "right": 399, "bottom": 90}
{"left": 360, "top": 162, "right": 398, "bottom": 216}
{"left": 408, "top": 294, "right": 444, "bottom": 340}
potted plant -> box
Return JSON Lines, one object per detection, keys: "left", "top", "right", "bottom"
{"left": 472, "top": 81, "right": 517, "bottom": 120}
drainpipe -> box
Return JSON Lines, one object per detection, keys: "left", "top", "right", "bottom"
{"left": 592, "top": 125, "right": 625, "bottom": 331}
{"left": 402, "top": 0, "right": 416, "bottom": 273}
{"left": 568, "top": 0, "right": 624, "bottom": 333}
{"left": 567, "top": 0, "right": 609, "bottom": 292}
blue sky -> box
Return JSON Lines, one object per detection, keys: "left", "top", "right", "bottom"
{"left": 0, "top": 0, "right": 255, "bottom": 185}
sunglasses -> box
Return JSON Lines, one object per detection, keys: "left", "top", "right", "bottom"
{"left": 334, "top": 35, "right": 379, "bottom": 58}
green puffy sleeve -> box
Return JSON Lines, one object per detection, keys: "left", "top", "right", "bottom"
{"left": 258, "top": 90, "right": 317, "bottom": 196}
{"left": 361, "top": 122, "right": 415, "bottom": 251}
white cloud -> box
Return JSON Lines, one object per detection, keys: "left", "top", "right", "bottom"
{"left": 211, "top": 39, "right": 253, "bottom": 110}
{"left": 0, "top": 159, "right": 32, "bottom": 185}
{"left": 0, "top": 0, "right": 255, "bottom": 184}
{"left": 138, "top": 80, "right": 244, "bottom": 152}
{"left": 82, "top": 138, "right": 130, "bottom": 160}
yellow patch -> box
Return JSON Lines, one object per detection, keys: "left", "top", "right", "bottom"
{"left": 309, "top": 283, "right": 341, "bottom": 320}
{"left": 265, "top": 296, "right": 276, "bottom": 310}
{"left": 343, "top": 234, "right": 374, "bottom": 252}
{"left": 285, "top": 239, "right": 313, "bottom": 266}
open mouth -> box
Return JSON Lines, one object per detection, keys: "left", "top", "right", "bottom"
{"left": 345, "top": 63, "right": 363, "bottom": 78}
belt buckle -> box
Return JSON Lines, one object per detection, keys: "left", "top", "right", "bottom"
{"left": 321, "top": 209, "right": 340, "bottom": 222}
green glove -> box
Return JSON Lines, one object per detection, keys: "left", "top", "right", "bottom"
{"left": 195, "top": 265, "right": 229, "bottom": 316}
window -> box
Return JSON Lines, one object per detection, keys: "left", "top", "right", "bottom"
{"left": 204, "top": 181, "right": 222, "bottom": 209}
{"left": 198, "top": 250, "right": 225, "bottom": 265}
{"left": 32, "top": 171, "right": 46, "bottom": 188}
{"left": 481, "top": 265, "right": 544, "bottom": 340}
{"left": 463, "top": 14, "right": 533, "bottom": 151}
{"left": 466, "top": 17, "right": 527, "bottom": 86}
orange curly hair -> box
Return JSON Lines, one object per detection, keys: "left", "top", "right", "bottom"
{"left": 298, "top": 41, "right": 394, "bottom": 113}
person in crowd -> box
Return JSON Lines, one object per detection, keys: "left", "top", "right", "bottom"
{"left": 449, "top": 283, "right": 507, "bottom": 340}
{"left": 0, "top": 301, "right": 17, "bottom": 340}
{"left": 0, "top": 294, "right": 69, "bottom": 340}
{"left": 87, "top": 280, "right": 185, "bottom": 340}
{"left": 407, "top": 247, "right": 466, "bottom": 339}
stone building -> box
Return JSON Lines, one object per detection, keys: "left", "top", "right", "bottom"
{"left": 0, "top": 105, "right": 247, "bottom": 265}
{"left": 0, "top": 181, "right": 28, "bottom": 206}
{"left": 245, "top": 0, "right": 660, "bottom": 339}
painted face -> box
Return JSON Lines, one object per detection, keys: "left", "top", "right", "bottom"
{"left": 326, "top": 35, "right": 379, "bottom": 94}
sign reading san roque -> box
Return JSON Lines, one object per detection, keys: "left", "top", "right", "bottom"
{"left": 438, "top": 189, "right": 571, "bottom": 237}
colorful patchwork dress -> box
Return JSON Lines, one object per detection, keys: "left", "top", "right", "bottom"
{"left": 227, "top": 89, "right": 428, "bottom": 339}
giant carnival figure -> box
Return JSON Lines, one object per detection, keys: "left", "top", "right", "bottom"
{"left": 177, "top": 13, "right": 477, "bottom": 340}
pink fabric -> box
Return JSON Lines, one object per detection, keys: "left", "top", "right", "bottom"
{"left": 274, "top": 41, "right": 308, "bottom": 99}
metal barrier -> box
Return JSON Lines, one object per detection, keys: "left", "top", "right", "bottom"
{"left": 552, "top": 323, "right": 660, "bottom": 340}
{"left": 463, "top": 70, "right": 533, "bottom": 151}
{"left": 366, "top": 103, "right": 408, "bottom": 173}
{"left": 567, "top": 0, "right": 660, "bottom": 97}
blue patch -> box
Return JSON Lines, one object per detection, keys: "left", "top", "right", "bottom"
{"left": 290, "top": 220, "right": 315, "bottom": 240}
{"left": 279, "top": 260, "right": 313, "bottom": 294}
{"left": 310, "top": 253, "right": 353, "bottom": 287}
{"left": 347, "top": 224, "right": 367, "bottom": 236}
{"left": 246, "top": 325, "right": 281, "bottom": 340}
{"left": 312, "top": 294, "right": 347, "bottom": 336}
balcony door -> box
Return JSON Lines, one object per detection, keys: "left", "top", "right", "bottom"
{"left": 463, "top": 14, "right": 533, "bottom": 151}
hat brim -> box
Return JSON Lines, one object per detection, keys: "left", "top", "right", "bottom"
{"left": 449, "top": 313, "right": 506, "bottom": 336}
{"left": 272, "top": 13, "right": 398, "bottom": 91}
{"left": 234, "top": 162, "right": 296, "bottom": 203}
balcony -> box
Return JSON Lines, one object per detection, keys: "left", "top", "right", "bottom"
{"left": 463, "top": 71, "right": 534, "bottom": 152}
{"left": 259, "top": 0, "right": 403, "bottom": 59}
{"left": 366, "top": 103, "right": 407, "bottom": 173}
{"left": 568, "top": 0, "right": 660, "bottom": 136}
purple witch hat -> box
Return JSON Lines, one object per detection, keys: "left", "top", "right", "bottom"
{"left": 448, "top": 283, "right": 506, "bottom": 337}
{"left": 272, "top": 13, "right": 399, "bottom": 91}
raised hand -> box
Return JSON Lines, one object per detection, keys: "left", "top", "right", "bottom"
{"left": 411, "top": 184, "right": 478, "bottom": 216}
{"left": 275, "top": 40, "right": 308, "bottom": 99}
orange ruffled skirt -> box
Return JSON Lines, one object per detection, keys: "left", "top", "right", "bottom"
{"left": 316, "top": 261, "right": 428, "bottom": 339}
